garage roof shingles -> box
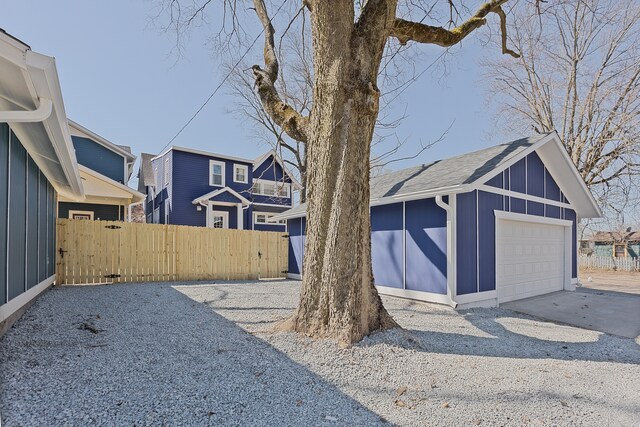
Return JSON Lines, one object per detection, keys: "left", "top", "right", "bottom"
{"left": 281, "top": 134, "right": 549, "bottom": 218}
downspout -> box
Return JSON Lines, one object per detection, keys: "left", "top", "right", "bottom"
{"left": 435, "top": 195, "right": 458, "bottom": 308}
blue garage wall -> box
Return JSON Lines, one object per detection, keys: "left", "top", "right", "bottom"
{"left": 405, "top": 198, "right": 447, "bottom": 294}
{"left": 72, "top": 136, "right": 125, "bottom": 183}
{"left": 458, "top": 152, "right": 581, "bottom": 295}
{"left": 478, "top": 191, "right": 503, "bottom": 292}
{"left": 371, "top": 203, "right": 404, "bottom": 289}
{"left": 456, "top": 191, "right": 478, "bottom": 295}
{"left": 564, "top": 208, "right": 577, "bottom": 278}
{"left": 287, "top": 217, "right": 305, "bottom": 275}
{"left": 526, "top": 152, "right": 545, "bottom": 197}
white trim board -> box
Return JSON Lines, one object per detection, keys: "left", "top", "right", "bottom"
{"left": 153, "top": 146, "right": 254, "bottom": 165}
{"left": 0, "top": 275, "right": 55, "bottom": 324}
{"left": 376, "top": 285, "right": 456, "bottom": 307}
{"left": 477, "top": 185, "right": 572, "bottom": 209}
{"left": 209, "top": 160, "right": 226, "bottom": 187}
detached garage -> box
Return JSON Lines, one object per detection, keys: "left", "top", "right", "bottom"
{"left": 277, "top": 132, "right": 601, "bottom": 308}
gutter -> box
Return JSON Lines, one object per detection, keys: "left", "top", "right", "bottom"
{"left": 0, "top": 98, "right": 52, "bottom": 123}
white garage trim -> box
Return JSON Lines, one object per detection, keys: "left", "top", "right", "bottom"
{"left": 495, "top": 211, "right": 574, "bottom": 304}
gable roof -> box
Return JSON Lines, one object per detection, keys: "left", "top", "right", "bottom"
{"left": 137, "top": 152, "right": 157, "bottom": 192}
{"left": 68, "top": 119, "right": 136, "bottom": 162}
{"left": 370, "top": 134, "right": 547, "bottom": 199}
{"left": 253, "top": 149, "right": 302, "bottom": 189}
{"left": 274, "top": 132, "right": 601, "bottom": 220}
{"left": 192, "top": 187, "right": 251, "bottom": 206}
{"left": 73, "top": 165, "right": 145, "bottom": 203}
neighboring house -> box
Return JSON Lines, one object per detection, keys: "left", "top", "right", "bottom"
{"left": 277, "top": 132, "right": 601, "bottom": 308}
{"left": 580, "top": 230, "right": 640, "bottom": 258}
{"left": 57, "top": 120, "right": 144, "bottom": 221}
{"left": 0, "top": 30, "right": 85, "bottom": 334}
{"left": 138, "top": 146, "right": 300, "bottom": 232}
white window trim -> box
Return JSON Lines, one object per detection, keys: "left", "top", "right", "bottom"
{"left": 209, "top": 209, "right": 229, "bottom": 229}
{"left": 233, "top": 163, "right": 249, "bottom": 184}
{"left": 252, "top": 178, "right": 291, "bottom": 198}
{"left": 209, "top": 160, "right": 226, "bottom": 187}
{"left": 68, "top": 210, "right": 94, "bottom": 220}
{"left": 253, "top": 212, "right": 286, "bottom": 225}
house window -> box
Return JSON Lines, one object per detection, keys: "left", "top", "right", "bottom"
{"left": 277, "top": 185, "right": 289, "bottom": 198}
{"left": 164, "top": 158, "right": 170, "bottom": 186}
{"left": 209, "top": 160, "right": 225, "bottom": 187}
{"left": 69, "top": 210, "right": 94, "bottom": 220}
{"left": 251, "top": 179, "right": 291, "bottom": 199}
{"left": 234, "top": 164, "right": 248, "bottom": 184}
{"left": 262, "top": 182, "right": 276, "bottom": 196}
{"left": 254, "top": 212, "right": 286, "bottom": 225}
{"left": 614, "top": 244, "right": 626, "bottom": 258}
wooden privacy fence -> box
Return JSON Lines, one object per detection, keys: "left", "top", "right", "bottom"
{"left": 56, "top": 219, "right": 288, "bottom": 284}
{"left": 579, "top": 254, "right": 640, "bottom": 271}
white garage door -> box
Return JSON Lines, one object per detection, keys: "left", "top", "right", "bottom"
{"left": 496, "top": 219, "right": 566, "bottom": 303}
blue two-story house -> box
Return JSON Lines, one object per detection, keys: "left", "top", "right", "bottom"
{"left": 57, "top": 120, "right": 145, "bottom": 221}
{"left": 139, "top": 146, "right": 299, "bottom": 231}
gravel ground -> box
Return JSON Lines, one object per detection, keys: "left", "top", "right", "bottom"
{"left": 1, "top": 280, "right": 639, "bottom": 426}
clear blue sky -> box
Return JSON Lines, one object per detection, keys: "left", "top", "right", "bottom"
{"left": 3, "top": 1, "right": 515, "bottom": 187}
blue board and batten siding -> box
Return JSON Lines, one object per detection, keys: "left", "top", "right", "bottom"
{"left": 288, "top": 198, "right": 448, "bottom": 294}
{"left": 1, "top": 123, "right": 56, "bottom": 307}
{"left": 71, "top": 136, "right": 126, "bottom": 183}
{"left": 457, "top": 151, "right": 578, "bottom": 296}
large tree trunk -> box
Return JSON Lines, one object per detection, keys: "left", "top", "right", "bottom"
{"left": 280, "top": 1, "right": 398, "bottom": 345}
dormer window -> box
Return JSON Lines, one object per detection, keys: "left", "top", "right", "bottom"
{"left": 252, "top": 179, "right": 291, "bottom": 198}
{"left": 209, "top": 160, "right": 225, "bottom": 187}
{"left": 234, "top": 164, "right": 248, "bottom": 184}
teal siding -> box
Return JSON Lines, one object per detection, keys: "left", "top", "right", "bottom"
{"left": 72, "top": 136, "right": 126, "bottom": 183}
{"left": 0, "top": 124, "right": 8, "bottom": 305}
{"left": 0, "top": 126, "right": 57, "bottom": 307}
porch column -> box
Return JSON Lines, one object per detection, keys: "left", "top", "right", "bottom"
{"left": 237, "top": 203, "right": 243, "bottom": 230}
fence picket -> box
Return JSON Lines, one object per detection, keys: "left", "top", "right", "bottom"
{"left": 579, "top": 254, "right": 639, "bottom": 271}
{"left": 55, "top": 219, "right": 288, "bottom": 284}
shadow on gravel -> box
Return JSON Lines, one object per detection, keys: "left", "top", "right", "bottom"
{"left": 0, "top": 282, "right": 385, "bottom": 426}
{"left": 360, "top": 308, "right": 640, "bottom": 365}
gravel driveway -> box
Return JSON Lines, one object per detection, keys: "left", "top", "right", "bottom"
{"left": 1, "top": 280, "right": 639, "bottom": 426}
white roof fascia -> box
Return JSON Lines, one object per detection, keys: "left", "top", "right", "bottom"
{"left": 192, "top": 186, "right": 251, "bottom": 206}
{"left": 78, "top": 165, "right": 145, "bottom": 202}
{"left": 24, "top": 49, "right": 84, "bottom": 198}
{"left": 153, "top": 146, "right": 254, "bottom": 164}
{"left": 467, "top": 132, "right": 601, "bottom": 218}
{"left": 467, "top": 132, "right": 557, "bottom": 188}
{"left": 68, "top": 119, "right": 136, "bottom": 161}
